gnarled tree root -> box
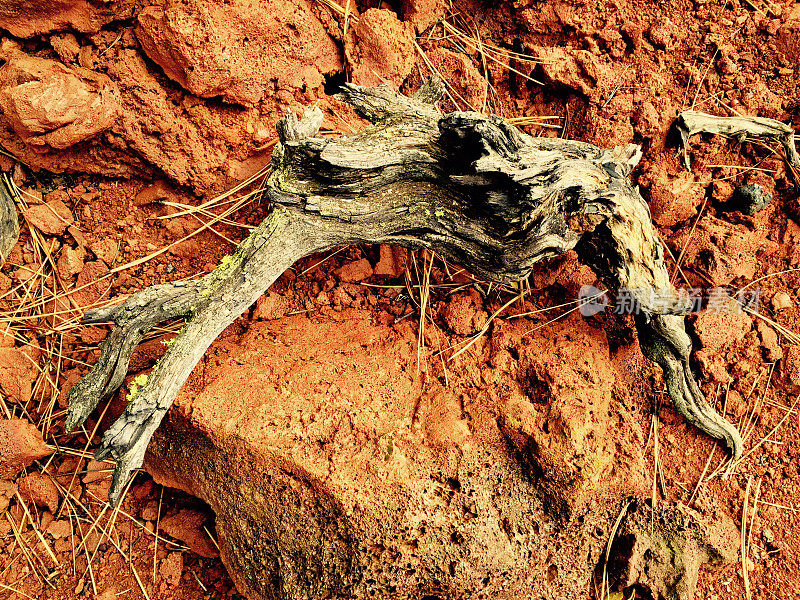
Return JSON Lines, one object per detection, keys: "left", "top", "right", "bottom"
{"left": 69, "top": 80, "right": 744, "bottom": 505}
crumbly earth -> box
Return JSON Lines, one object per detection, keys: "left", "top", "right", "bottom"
{"left": 0, "top": 0, "right": 799, "bottom": 599}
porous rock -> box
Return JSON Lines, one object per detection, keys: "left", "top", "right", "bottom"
{"left": 609, "top": 502, "right": 738, "bottom": 600}
{"left": 725, "top": 183, "right": 772, "bottom": 216}
{"left": 143, "top": 309, "right": 666, "bottom": 599}
{"left": 0, "top": 56, "right": 120, "bottom": 149}
{"left": 0, "top": 418, "right": 53, "bottom": 480}
{"left": 345, "top": 9, "right": 416, "bottom": 88}
{"left": 400, "top": 0, "right": 448, "bottom": 33}
{"left": 135, "top": 0, "right": 342, "bottom": 106}
{"left": 497, "top": 313, "right": 648, "bottom": 515}
{"left": 0, "top": 347, "right": 40, "bottom": 403}
{"left": 0, "top": 0, "right": 112, "bottom": 38}
{"left": 17, "top": 471, "right": 60, "bottom": 512}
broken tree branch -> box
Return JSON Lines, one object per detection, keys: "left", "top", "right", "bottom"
{"left": 69, "top": 79, "right": 744, "bottom": 504}
{"left": 673, "top": 110, "right": 800, "bottom": 182}
{"left": 0, "top": 174, "right": 19, "bottom": 266}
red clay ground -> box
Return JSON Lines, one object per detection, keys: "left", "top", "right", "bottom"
{"left": 1, "top": 0, "right": 800, "bottom": 598}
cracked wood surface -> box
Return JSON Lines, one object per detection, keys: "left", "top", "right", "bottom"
{"left": 68, "top": 80, "right": 746, "bottom": 504}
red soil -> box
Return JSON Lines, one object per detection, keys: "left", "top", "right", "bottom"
{"left": 1, "top": 0, "right": 799, "bottom": 598}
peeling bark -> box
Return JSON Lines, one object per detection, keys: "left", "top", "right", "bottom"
{"left": 68, "top": 80, "right": 745, "bottom": 505}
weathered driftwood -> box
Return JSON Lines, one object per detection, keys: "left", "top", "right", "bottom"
{"left": 68, "top": 80, "right": 745, "bottom": 504}
{"left": 673, "top": 110, "right": 800, "bottom": 181}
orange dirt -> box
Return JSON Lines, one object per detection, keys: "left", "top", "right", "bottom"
{"left": 1, "top": 0, "right": 800, "bottom": 598}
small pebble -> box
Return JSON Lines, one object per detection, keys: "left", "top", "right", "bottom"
{"left": 725, "top": 183, "right": 772, "bottom": 215}
{"left": 772, "top": 292, "right": 792, "bottom": 311}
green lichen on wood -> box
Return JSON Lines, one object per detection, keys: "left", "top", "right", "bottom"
{"left": 126, "top": 373, "right": 149, "bottom": 403}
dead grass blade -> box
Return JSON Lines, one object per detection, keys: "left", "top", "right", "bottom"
{"left": 741, "top": 474, "right": 753, "bottom": 600}
{"left": 600, "top": 500, "right": 633, "bottom": 600}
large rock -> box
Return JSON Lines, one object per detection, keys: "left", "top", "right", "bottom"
{"left": 0, "top": 56, "right": 120, "bottom": 149}
{"left": 0, "top": 1, "right": 345, "bottom": 194}
{"left": 140, "top": 306, "right": 727, "bottom": 599}
{"left": 0, "top": 0, "right": 112, "bottom": 38}
{"left": 135, "top": 0, "right": 342, "bottom": 106}
{"left": 607, "top": 501, "right": 739, "bottom": 600}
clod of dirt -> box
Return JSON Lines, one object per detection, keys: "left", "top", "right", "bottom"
{"left": 771, "top": 291, "right": 793, "bottom": 311}
{"left": 0, "top": 418, "right": 53, "bottom": 480}
{"left": 132, "top": 180, "right": 174, "bottom": 207}
{"left": 647, "top": 17, "right": 686, "bottom": 51}
{"left": 0, "top": 0, "right": 112, "bottom": 38}
{"left": 17, "top": 472, "right": 60, "bottom": 512}
{"left": 644, "top": 169, "right": 705, "bottom": 229}
{"left": 50, "top": 33, "right": 81, "bottom": 63}
{"left": 345, "top": 8, "right": 416, "bottom": 88}
{"left": 668, "top": 215, "right": 780, "bottom": 286}
{"left": 692, "top": 304, "right": 752, "bottom": 383}
{"left": 22, "top": 194, "right": 74, "bottom": 236}
{"left": 533, "top": 46, "right": 611, "bottom": 101}
{"left": 607, "top": 502, "right": 738, "bottom": 600}
{"left": 780, "top": 345, "right": 800, "bottom": 395}
{"left": 158, "top": 509, "right": 219, "bottom": 558}
{"left": 334, "top": 257, "right": 373, "bottom": 282}
{"left": 145, "top": 310, "right": 651, "bottom": 599}
{"left": 498, "top": 313, "right": 647, "bottom": 515}
{"left": 46, "top": 519, "right": 72, "bottom": 540}
{"left": 0, "top": 480, "right": 16, "bottom": 513}
{"left": 0, "top": 347, "right": 40, "bottom": 403}
{"left": 633, "top": 97, "right": 677, "bottom": 144}
{"left": 159, "top": 552, "right": 184, "bottom": 587}
{"left": 135, "top": 0, "right": 342, "bottom": 106}
{"left": 373, "top": 244, "right": 407, "bottom": 278}
{"left": 400, "top": 0, "right": 448, "bottom": 33}
{"left": 426, "top": 47, "right": 488, "bottom": 111}
{"left": 71, "top": 260, "right": 110, "bottom": 308}
{"left": 0, "top": 56, "right": 120, "bottom": 149}
{"left": 252, "top": 292, "right": 292, "bottom": 321}
{"left": 775, "top": 5, "right": 800, "bottom": 68}
{"left": 440, "top": 289, "right": 488, "bottom": 336}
